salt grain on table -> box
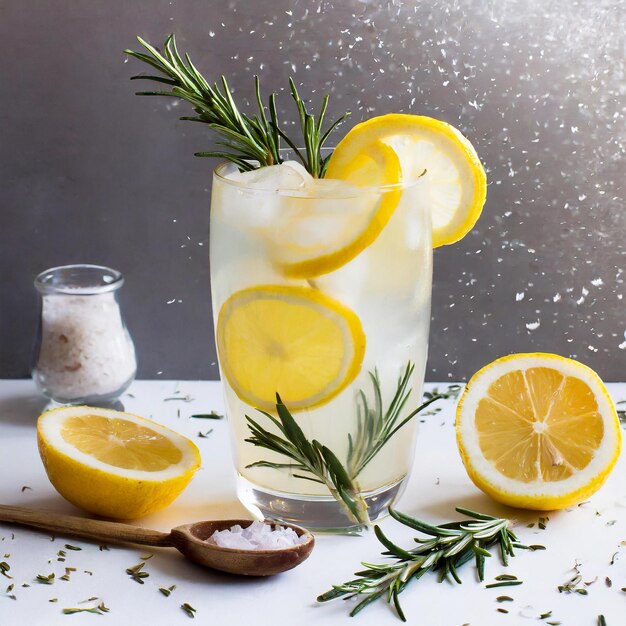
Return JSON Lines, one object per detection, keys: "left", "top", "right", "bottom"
{"left": 208, "top": 521, "right": 307, "bottom": 550}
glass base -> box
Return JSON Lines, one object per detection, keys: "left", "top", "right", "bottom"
{"left": 237, "top": 475, "right": 408, "bottom": 534}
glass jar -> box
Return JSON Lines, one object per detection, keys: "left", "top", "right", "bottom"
{"left": 32, "top": 264, "right": 137, "bottom": 405}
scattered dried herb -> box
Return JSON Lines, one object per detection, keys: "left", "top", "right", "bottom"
{"left": 126, "top": 562, "right": 149, "bottom": 584}
{"left": 59, "top": 567, "right": 76, "bottom": 582}
{"left": 64, "top": 544, "right": 82, "bottom": 551}
{"left": 496, "top": 596, "right": 514, "bottom": 602}
{"left": 164, "top": 394, "right": 194, "bottom": 403}
{"left": 605, "top": 576, "right": 612, "bottom": 588}
{"left": 198, "top": 430, "right": 213, "bottom": 438}
{"left": 21, "top": 486, "right": 32, "bottom": 492}
{"left": 181, "top": 602, "right": 196, "bottom": 618}
{"left": 4, "top": 583, "right": 15, "bottom": 600}
{"left": 63, "top": 601, "right": 109, "bottom": 615}
{"left": 159, "top": 585, "right": 176, "bottom": 597}
{"left": 35, "top": 573, "right": 55, "bottom": 585}
{"left": 486, "top": 580, "right": 523, "bottom": 589}
{"left": 0, "top": 562, "right": 11, "bottom": 579}
{"left": 190, "top": 412, "right": 223, "bottom": 419}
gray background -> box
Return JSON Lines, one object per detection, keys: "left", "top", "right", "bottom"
{"left": 1, "top": 0, "right": 624, "bottom": 381}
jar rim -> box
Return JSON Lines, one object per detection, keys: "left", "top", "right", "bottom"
{"left": 34, "top": 264, "right": 125, "bottom": 295}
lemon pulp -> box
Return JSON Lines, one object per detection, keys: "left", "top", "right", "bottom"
{"left": 61, "top": 415, "right": 183, "bottom": 471}
{"left": 217, "top": 285, "right": 366, "bottom": 412}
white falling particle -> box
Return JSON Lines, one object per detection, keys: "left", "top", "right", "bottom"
{"left": 516, "top": 292, "right": 525, "bottom": 302}
{"left": 591, "top": 278, "right": 604, "bottom": 286}
{"left": 553, "top": 293, "right": 561, "bottom": 302}
{"left": 588, "top": 345, "right": 598, "bottom": 353}
{"left": 209, "top": 31, "right": 215, "bottom": 37}
{"left": 166, "top": 299, "right": 176, "bottom": 304}
{"left": 526, "top": 321, "right": 540, "bottom": 331}
{"left": 619, "top": 332, "right": 626, "bottom": 350}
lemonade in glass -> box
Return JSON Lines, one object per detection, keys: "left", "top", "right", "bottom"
{"left": 210, "top": 155, "right": 432, "bottom": 531}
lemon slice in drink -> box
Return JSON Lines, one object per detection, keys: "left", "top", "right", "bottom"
{"left": 217, "top": 285, "right": 365, "bottom": 412}
{"left": 275, "top": 142, "right": 402, "bottom": 279}
{"left": 38, "top": 406, "right": 201, "bottom": 519}
{"left": 456, "top": 353, "right": 621, "bottom": 510}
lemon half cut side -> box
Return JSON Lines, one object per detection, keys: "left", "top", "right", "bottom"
{"left": 456, "top": 353, "right": 621, "bottom": 510}
{"left": 37, "top": 406, "right": 201, "bottom": 519}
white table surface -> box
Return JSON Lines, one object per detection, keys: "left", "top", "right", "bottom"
{"left": 0, "top": 380, "right": 624, "bottom": 626}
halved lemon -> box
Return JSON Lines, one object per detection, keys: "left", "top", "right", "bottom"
{"left": 38, "top": 406, "right": 201, "bottom": 519}
{"left": 217, "top": 285, "right": 365, "bottom": 412}
{"left": 274, "top": 141, "right": 402, "bottom": 279}
{"left": 328, "top": 113, "right": 487, "bottom": 248}
{"left": 456, "top": 353, "right": 621, "bottom": 510}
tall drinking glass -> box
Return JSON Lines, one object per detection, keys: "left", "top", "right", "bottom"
{"left": 210, "top": 162, "right": 432, "bottom": 532}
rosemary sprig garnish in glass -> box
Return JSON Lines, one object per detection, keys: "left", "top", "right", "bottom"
{"left": 245, "top": 363, "right": 458, "bottom": 526}
{"left": 245, "top": 393, "right": 370, "bottom": 526}
{"left": 318, "top": 507, "right": 529, "bottom": 621}
{"left": 124, "top": 35, "right": 349, "bottom": 176}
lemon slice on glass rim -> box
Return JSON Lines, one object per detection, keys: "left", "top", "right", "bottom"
{"left": 274, "top": 113, "right": 486, "bottom": 279}
{"left": 327, "top": 113, "right": 487, "bottom": 249}
{"left": 217, "top": 284, "right": 365, "bottom": 412}
{"left": 38, "top": 406, "right": 201, "bottom": 519}
{"left": 456, "top": 353, "right": 621, "bottom": 510}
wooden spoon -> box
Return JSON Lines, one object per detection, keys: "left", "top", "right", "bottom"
{"left": 0, "top": 504, "right": 314, "bottom": 576}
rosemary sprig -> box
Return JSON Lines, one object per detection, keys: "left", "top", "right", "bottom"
{"left": 246, "top": 394, "right": 370, "bottom": 526}
{"left": 124, "top": 35, "right": 348, "bottom": 176}
{"left": 245, "top": 364, "right": 457, "bottom": 526}
{"left": 318, "top": 507, "right": 529, "bottom": 621}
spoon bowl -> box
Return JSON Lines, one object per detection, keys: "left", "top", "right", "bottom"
{"left": 171, "top": 519, "right": 314, "bottom": 576}
{"left": 0, "top": 505, "right": 315, "bottom": 577}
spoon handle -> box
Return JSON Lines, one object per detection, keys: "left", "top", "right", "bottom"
{"left": 0, "top": 504, "right": 173, "bottom": 547}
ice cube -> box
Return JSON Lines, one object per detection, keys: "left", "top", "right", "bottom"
{"left": 226, "top": 162, "right": 309, "bottom": 191}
